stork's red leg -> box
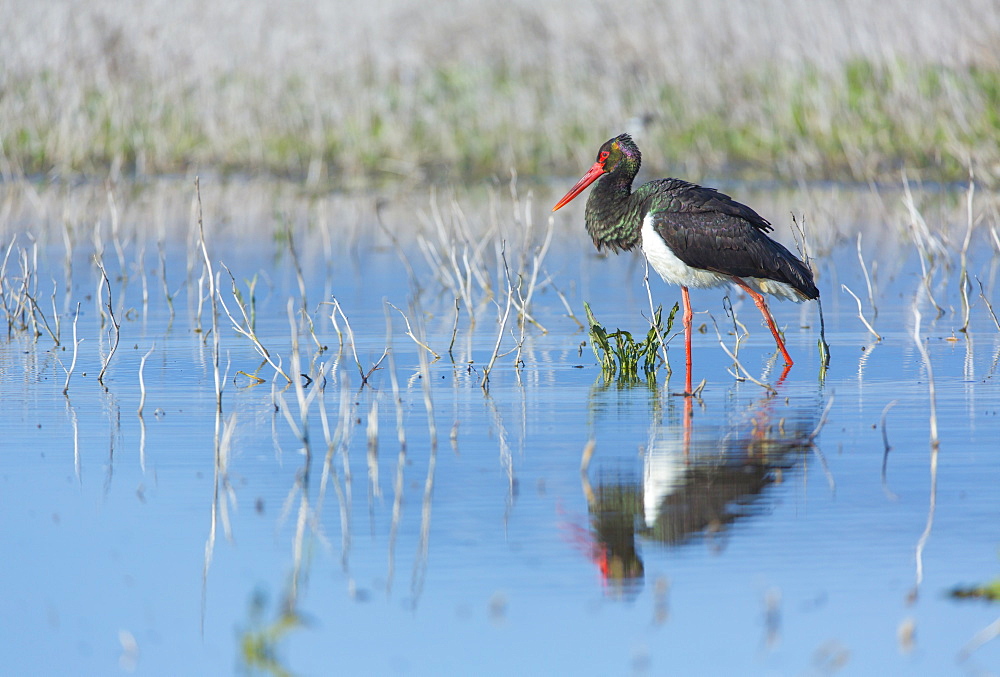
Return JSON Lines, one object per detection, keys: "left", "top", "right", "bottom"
{"left": 681, "top": 285, "right": 694, "bottom": 395}
{"left": 730, "top": 277, "right": 794, "bottom": 366}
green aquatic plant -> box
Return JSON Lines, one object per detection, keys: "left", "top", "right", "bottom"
{"left": 584, "top": 301, "right": 677, "bottom": 383}
{"left": 950, "top": 578, "right": 1000, "bottom": 602}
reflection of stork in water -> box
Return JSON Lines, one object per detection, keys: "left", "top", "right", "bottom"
{"left": 643, "top": 397, "right": 815, "bottom": 545}
{"left": 579, "top": 393, "right": 819, "bottom": 592}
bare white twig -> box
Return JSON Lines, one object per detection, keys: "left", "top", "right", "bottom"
{"left": 958, "top": 170, "right": 977, "bottom": 333}
{"left": 217, "top": 262, "right": 290, "bottom": 383}
{"left": 643, "top": 257, "right": 670, "bottom": 376}
{"left": 62, "top": 302, "right": 82, "bottom": 395}
{"left": 328, "top": 298, "right": 366, "bottom": 382}
{"left": 842, "top": 284, "right": 882, "bottom": 341}
{"left": 194, "top": 177, "right": 223, "bottom": 410}
{"left": 902, "top": 172, "right": 945, "bottom": 316}
{"left": 709, "top": 315, "right": 774, "bottom": 392}
{"left": 482, "top": 243, "right": 513, "bottom": 388}
{"left": 977, "top": 279, "right": 1000, "bottom": 331}
{"left": 95, "top": 257, "right": 120, "bottom": 387}
{"left": 856, "top": 232, "right": 878, "bottom": 319}
{"left": 387, "top": 301, "right": 440, "bottom": 359}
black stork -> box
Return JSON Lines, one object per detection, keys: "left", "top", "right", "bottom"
{"left": 552, "top": 133, "right": 819, "bottom": 395}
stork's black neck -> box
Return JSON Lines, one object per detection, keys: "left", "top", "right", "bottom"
{"left": 584, "top": 154, "right": 645, "bottom": 254}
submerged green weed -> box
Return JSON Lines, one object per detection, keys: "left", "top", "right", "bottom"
{"left": 584, "top": 302, "right": 677, "bottom": 383}
{"left": 950, "top": 578, "right": 1000, "bottom": 602}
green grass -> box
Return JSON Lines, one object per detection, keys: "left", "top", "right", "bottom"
{"left": 3, "top": 2, "right": 998, "bottom": 185}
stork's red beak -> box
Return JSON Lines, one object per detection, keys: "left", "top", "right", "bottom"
{"left": 552, "top": 161, "right": 607, "bottom": 211}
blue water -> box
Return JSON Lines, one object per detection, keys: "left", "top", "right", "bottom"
{"left": 2, "top": 181, "right": 999, "bottom": 675}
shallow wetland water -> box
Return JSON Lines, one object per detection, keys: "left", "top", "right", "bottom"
{"left": 2, "top": 178, "right": 999, "bottom": 674}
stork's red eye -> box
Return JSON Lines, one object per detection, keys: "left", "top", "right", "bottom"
{"left": 598, "top": 151, "right": 610, "bottom": 163}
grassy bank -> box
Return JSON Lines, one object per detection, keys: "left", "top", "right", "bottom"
{"left": 2, "top": 1, "right": 998, "bottom": 185}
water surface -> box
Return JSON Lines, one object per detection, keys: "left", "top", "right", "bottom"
{"left": 1, "top": 179, "right": 999, "bottom": 674}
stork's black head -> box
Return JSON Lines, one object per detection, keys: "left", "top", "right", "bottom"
{"left": 552, "top": 133, "right": 643, "bottom": 211}
{"left": 597, "top": 134, "right": 641, "bottom": 176}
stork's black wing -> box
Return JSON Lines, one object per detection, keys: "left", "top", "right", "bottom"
{"left": 644, "top": 181, "right": 818, "bottom": 299}
{"left": 640, "top": 179, "right": 773, "bottom": 233}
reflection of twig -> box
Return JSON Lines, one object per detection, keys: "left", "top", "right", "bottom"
{"left": 879, "top": 400, "right": 900, "bottom": 499}
{"left": 367, "top": 399, "right": 380, "bottom": 502}
{"left": 912, "top": 310, "right": 939, "bottom": 449}
{"left": 318, "top": 379, "right": 355, "bottom": 574}
{"left": 137, "top": 343, "right": 156, "bottom": 416}
{"left": 807, "top": 394, "right": 834, "bottom": 443}
{"left": 279, "top": 298, "right": 323, "bottom": 609}
{"left": 411, "top": 335, "right": 437, "bottom": 607}
{"left": 202, "top": 409, "right": 238, "bottom": 635}
{"left": 913, "top": 454, "right": 938, "bottom": 597}
{"left": 484, "top": 391, "right": 514, "bottom": 527}
{"left": 385, "top": 308, "right": 408, "bottom": 595}
{"left": 911, "top": 308, "right": 939, "bottom": 599}
{"left": 856, "top": 339, "right": 878, "bottom": 381}
{"left": 66, "top": 397, "right": 81, "bottom": 483}
{"left": 764, "top": 588, "right": 782, "bottom": 649}
{"left": 580, "top": 440, "right": 596, "bottom": 505}
{"left": 807, "top": 395, "right": 836, "bottom": 491}
{"left": 958, "top": 616, "right": 1000, "bottom": 662}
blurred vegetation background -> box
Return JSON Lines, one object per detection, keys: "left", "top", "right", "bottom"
{"left": 2, "top": 0, "right": 998, "bottom": 186}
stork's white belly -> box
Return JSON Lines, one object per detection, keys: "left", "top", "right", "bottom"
{"left": 640, "top": 215, "right": 728, "bottom": 289}
{"left": 639, "top": 214, "right": 805, "bottom": 301}
{"left": 643, "top": 436, "right": 686, "bottom": 528}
